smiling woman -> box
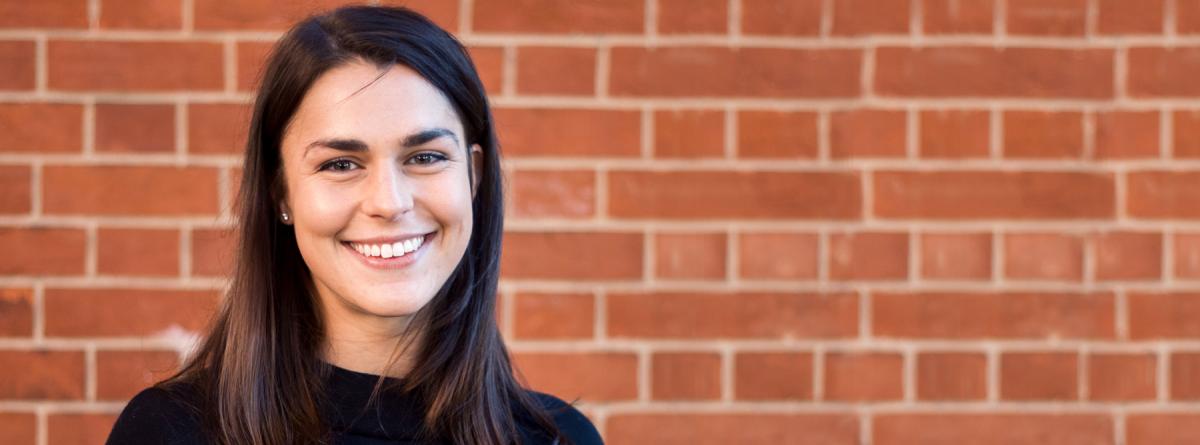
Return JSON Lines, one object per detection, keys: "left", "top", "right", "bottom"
{"left": 105, "top": 5, "right": 600, "bottom": 445}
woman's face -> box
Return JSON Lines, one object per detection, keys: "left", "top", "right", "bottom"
{"left": 279, "top": 59, "right": 480, "bottom": 331}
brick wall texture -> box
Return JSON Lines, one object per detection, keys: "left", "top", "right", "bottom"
{"left": 1, "top": 0, "right": 1199, "bottom": 444}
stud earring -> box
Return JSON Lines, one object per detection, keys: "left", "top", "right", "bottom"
{"left": 280, "top": 212, "right": 290, "bottom": 222}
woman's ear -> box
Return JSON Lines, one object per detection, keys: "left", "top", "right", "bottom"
{"left": 470, "top": 143, "right": 483, "bottom": 198}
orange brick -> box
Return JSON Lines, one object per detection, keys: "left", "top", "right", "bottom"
{"left": 1127, "top": 414, "right": 1200, "bottom": 445}
{"left": 919, "top": 232, "right": 992, "bottom": 280}
{"left": 1094, "top": 231, "right": 1162, "bottom": 281}
{"left": 823, "top": 351, "right": 904, "bottom": 401}
{"left": 734, "top": 352, "right": 813, "bottom": 400}
{"left": 1000, "top": 352, "right": 1077, "bottom": 400}
{"left": 651, "top": 352, "right": 721, "bottom": 400}
{"left": 0, "top": 350, "right": 84, "bottom": 400}
{"left": 1181, "top": 0, "right": 1200, "bottom": 34}
{"left": 0, "top": 165, "right": 31, "bottom": 214}
{"left": 1129, "top": 292, "right": 1200, "bottom": 339}
{"left": 737, "top": 110, "right": 819, "bottom": 159}
{"left": 0, "top": 288, "right": 32, "bottom": 337}
{"left": 0, "top": 227, "right": 86, "bottom": 276}
{"left": 1171, "top": 352, "right": 1200, "bottom": 400}
{"left": 655, "top": 232, "right": 726, "bottom": 279}
{"left": 1088, "top": 353, "right": 1156, "bottom": 401}
{"left": 188, "top": 102, "right": 251, "bottom": 155}
{"left": 512, "top": 352, "right": 638, "bottom": 402}
{"left": 0, "top": 0, "right": 88, "bottom": 28}
{"left": 472, "top": 0, "right": 643, "bottom": 34}
{"left": 493, "top": 108, "right": 640, "bottom": 157}
{"left": 1175, "top": 234, "right": 1200, "bottom": 279}
{"left": 501, "top": 231, "right": 642, "bottom": 280}
{"left": 1095, "top": 110, "right": 1159, "bottom": 159}
{"left": 48, "top": 40, "right": 224, "bottom": 91}
{"left": 191, "top": 227, "right": 237, "bottom": 277}
{"left": 95, "top": 103, "right": 175, "bottom": 153}
{"left": 1007, "top": 0, "right": 1087, "bottom": 36}
{"left": 609, "top": 170, "right": 861, "bottom": 219}
{"left": 875, "top": 414, "right": 1112, "bottom": 445}
{"left": 44, "top": 288, "right": 218, "bottom": 337}
{"left": 193, "top": 0, "right": 345, "bottom": 30}
{"left": 830, "top": 109, "right": 907, "bottom": 158}
{"left": 97, "top": 228, "right": 180, "bottom": 276}
{"left": 917, "top": 352, "right": 987, "bottom": 400}
{"left": 0, "top": 413, "right": 35, "bottom": 445}
{"left": 873, "top": 171, "right": 1114, "bottom": 219}
{"left": 738, "top": 232, "right": 818, "bottom": 280}
{"left": 658, "top": 0, "right": 726, "bottom": 34}
{"left": 876, "top": 47, "right": 1113, "bottom": 98}
{"left": 467, "top": 46, "right": 503, "bottom": 96}
{"left": 0, "top": 103, "right": 83, "bottom": 153}
{"left": 378, "top": 0, "right": 460, "bottom": 32}
{"left": 654, "top": 109, "right": 724, "bottom": 158}
{"left": 1175, "top": 110, "right": 1200, "bottom": 157}
{"left": 0, "top": 41, "right": 35, "bottom": 90}
{"left": 236, "top": 41, "right": 273, "bottom": 92}
{"left": 608, "top": 291, "right": 858, "bottom": 339}
{"left": 610, "top": 46, "right": 861, "bottom": 98}
{"left": 1004, "top": 232, "right": 1084, "bottom": 281}
{"left": 1003, "top": 110, "right": 1083, "bottom": 159}
{"left": 43, "top": 165, "right": 220, "bottom": 216}
{"left": 922, "top": 0, "right": 994, "bottom": 34}
{"left": 515, "top": 46, "right": 596, "bottom": 96}
{"left": 608, "top": 413, "right": 859, "bottom": 445}
{"left": 512, "top": 292, "right": 594, "bottom": 340}
{"left": 919, "top": 109, "right": 990, "bottom": 158}
{"left": 1098, "top": 0, "right": 1163, "bottom": 34}
{"left": 1129, "top": 48, "right": 1200, "bottom": 97}
{"left": 47, "top": 413, "right": 118, "bottom": 445}
{"left": 1127, "top": 171, "right": 1200, "bottom": 219}
{"left": 829, "top": 232, "right": 908, "bottom": 281}
{"left": 99, "top": 0, "right": 182, "bottom": 29}
{"left": 831, "top": 0, "right": 910, "bottom": 35}
{"left": 741, "top": 0, "right": 822, "bottom": 36}
{"left": 873, "top": 291, "right": 1115, "bottom": 340}
{"left": 508, "top": 169, "right": 595, "bottom": 219}
{"left": 96, "top": 349, "right": 179, "bottom": 400}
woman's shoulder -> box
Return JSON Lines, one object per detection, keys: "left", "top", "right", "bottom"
{"left": 525, "top": 390, "right": 604, "bottom": 445}
{"left": 106, "top": 384, "right": 207, "bottom": 445}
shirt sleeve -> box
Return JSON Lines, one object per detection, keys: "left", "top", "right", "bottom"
{"left": 106, "top": 387, "right": 206, "bottom": 445}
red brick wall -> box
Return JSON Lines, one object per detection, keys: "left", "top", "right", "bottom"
{"left": 2, "top": 0, "right": 1199, "bottom": 444}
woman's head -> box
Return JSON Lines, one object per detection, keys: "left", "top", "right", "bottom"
{"left": 165, "top": 6, "right": 560, "bottom": 445}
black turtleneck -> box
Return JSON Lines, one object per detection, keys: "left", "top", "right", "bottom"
{"left": 105, "top": 364, "right": 603, "bottom": 445}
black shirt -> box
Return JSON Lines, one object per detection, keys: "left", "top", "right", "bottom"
{"left": 105, "top": 364, "right": 603, "bottom": 444}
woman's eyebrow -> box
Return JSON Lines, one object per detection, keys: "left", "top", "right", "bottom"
{"left": 303, "top": 128, "right": 460, "bottom": 159}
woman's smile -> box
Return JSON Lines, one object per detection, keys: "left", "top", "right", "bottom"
{"left": 341, "top": 230, "right": 438, "bottom": 269}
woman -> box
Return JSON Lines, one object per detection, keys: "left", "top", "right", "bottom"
{"left": 106, "top": 5, "right": 602, "bottom": 445}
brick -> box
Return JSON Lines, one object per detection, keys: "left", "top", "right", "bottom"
{"left": 873, "top": 291, "right": 1115, "bottom": 339}
{"left": 734, "top": 352, "right": 813, "bottom": 400}
{"left": 193, "top": 0, "right": 344, "bottom": 30}
{"left": 0, "top": 165, "right": 31, "bottom": 214}
{"left": 830, "top": 109, "right": 906, "bottom": 158}
{"left": 1095, "top": 231, "right": 1162, "bottom": 281}
{"left": 829, "top": 232, "right": 908, "bottom": 281}
{"left": 1088, "top": 353, "right": 1156, "bottom": 401}
{"left": 1175, "top": 110, "right": 1200, "bottom": 157}
{"left": 916, "top": 352, "right": 987, "bottom": 400}
{"left": 48, "top": 40, "right": 224, "bottom": 91}
{"left": 96, "top": 349, "right": 179, "bottom": 400}
{"left": 922, "top": 0, "right": 994, "bottom": 34}
{"left": 1007, "top": 0, "right": 1087, "bottom": 35}
{"left": 378, "top": 0, "right": 460, "bottom": 32}
{"left": 99, "top": 0, "right": 182, "bottom": 29}
{"left": 1128, "top": 171, "right": 1200, "bottom": 219}
{"left": 741, "top": 0, "right": 823, "bottom": 36}
{"left": 608, "top": 291, "right": 858, "bottom": 339}
{"left": 1171, "top": 352, "right": 1200, "bottom": 399}
{"left": 493, "top": 108, "right": 640, "bottom": 157}
{"left": 1175, "top": 234, "right": 1200, "bottom": 278}
{"left": 0, "top": 0, "right": 88, "bottom": 28}
{"left": 659, "top": 0, "right": 726, "bottom": 34}
{"left": 876, "top": 47, "right": 1113, "bottom": 98}
{"left": 236, "top": 41, "right": 273, "bottom": 92}
{"left": 1098, "top": 0, "right": 1163, "bottom": 34}
{"left": 512, "top": 292, "right": 594, "bottom": 340}
{"left": 0, "top": 350, "right": 84, "bottom": 400}
{"left": 1003, "top": 110, "right": 1083, "bottom": 159}
{"left": 655, "top": 232, "right": 726, "bottom": 280}
{"left": 46, "top": 413, "right": 118, "bottom": 445}
{"left": 1182, "top": 0, "right": 1200, "bottom": 33}
{"left": 467, "top": 46, "right": 503, "bottom": 96}
{"left": 1129, "top": 47, "right": 1200, "bottom": 97}
{"left": 607, "top": 413, "right": 859, "bottom": 445}
{"left": 874, "top": 414, "right": 1113, "bottom": 445}
{"left": 508, "top": 169, "right": 595, "bottom": 219}
{"left": 0, "top": 41, "right": 35, "bottom": 90}
{"left": 1127, "top": 414, "right": 1200, "bottom": 445}
{"left": 738, "top": 232, "right": 818, "bottom": 280}
{"left": 501, "top": 231, "right": 642, "bottom": 280}
{"left": 654, "top": 109, "right": 724, "bottom": 158}
{"left": 192, "top": 227, "right": 236, "bottom": 277}
{"left": 873, "top": 170, "right": 1114, "bottom": 219}
{"left": 43, "top": 165, "right": 219, "bottom": 216}
{"left": 1129, "top": 292, "right": 1200, "bottom": 339}
{"left": 610, "top": 47, "right": 861, "bottom": 98}
{"left": 1000, "top": 352, "right": 1077, "bottom": 400}
{"left": 515, "top": 46, "right": 595, "bottom": 96}
{"left": 512, "top": 352, "right": 638, "bottom": 402}
{"left": 0, "top": 227, "right": 86, "bottom": 275}
{"left": 831, "top": 0, "right": 910, "bottom": 35}
{"left": 0, "top": 288, "right": 32, "bottom": 337}
{"left": 1004, "top": 232, "right": 1084, "bottom": 281}
{"left": 0, "top": 103, "right": 83, "bottom": 153}
{"left": 44, "top": 288, "right": 218, "bottom": 337}
{"left": 609, "top": 170, "right": 861, "bottom": 219}
{"left": 651, "top": 352, "right": 721, "bottom": 400}
{"left": 823, "top": 351, "right": 904, "bottom": 401}
{"left": 188, "top": 103, "right": 251, "bottom": 155}
{"left": 920, "top": 232, "right": 991, "bottom": 280}
{"left": 97, "top": 228, "right": 180, "bottom": 276}
{"left": 95, "top": 103, "right": 175, "bottom": 153}
{"left": 736, "top": 110, "right": 818, "bottom": 158}
{"left": 472, "top": 0, "right": 643, "bottom": 34}
{"left": 919, "top": 109, "right": 990, "bottom": 159}
{"left": 0, "top": 413, "right": 35, "bottom": 445}
{"left": 1095, "top": 110, "right": 1159, "bottom": 159}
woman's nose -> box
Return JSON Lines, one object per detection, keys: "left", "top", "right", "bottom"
{"left": 361, "top": 163, "right": 413, "bottom": 221}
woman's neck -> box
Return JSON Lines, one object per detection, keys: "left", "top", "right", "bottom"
{"left": 318, "top": 294, "right": 423, "bottom": 379}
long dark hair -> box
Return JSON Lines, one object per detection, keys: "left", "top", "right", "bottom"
{"left": 159, "top": 5, "right": 563, "bottom": 444}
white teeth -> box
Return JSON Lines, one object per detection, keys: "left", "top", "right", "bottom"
{"left": 370, "top": 245, "right": 380, "bottom": 257}
{"left": 391, "top": 241, "right": 405, "bottom": 257}
{"left": 349, "top": 234, "right": 427, "bottom": 259}
{"left": 380, "top": 243, "right": 393, "bottom": 259}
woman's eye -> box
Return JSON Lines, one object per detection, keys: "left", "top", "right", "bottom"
{"left": 409, "top": 152, "right": 448, "bottom": 165}
{"left": 319, "top": 159, "right": 359, "bottom": 172}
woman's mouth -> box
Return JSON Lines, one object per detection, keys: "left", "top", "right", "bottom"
{"left": 341, "top": 231, "right": 436, "bottom": 269}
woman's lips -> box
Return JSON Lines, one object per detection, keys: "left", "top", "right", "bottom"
{"left": 342, "top": 231, "right": 435, "bottom": 270}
